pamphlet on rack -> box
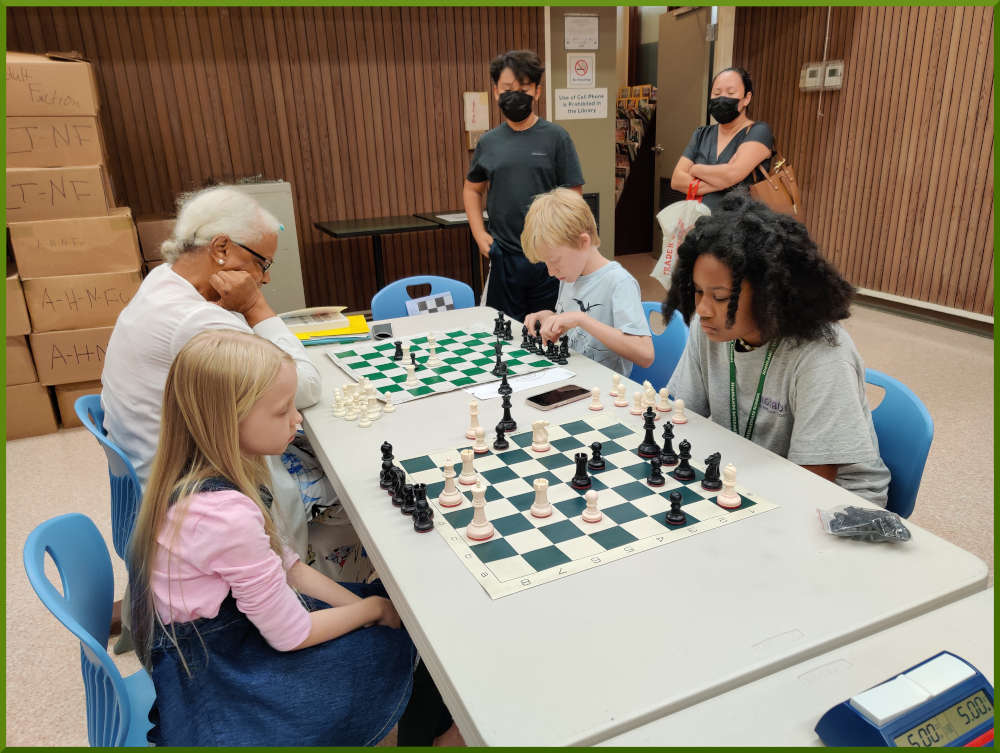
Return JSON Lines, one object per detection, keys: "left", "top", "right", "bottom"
{"left": 464, "top": 367, "right": 575, "bottom": 400}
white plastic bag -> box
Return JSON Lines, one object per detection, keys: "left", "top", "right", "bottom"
{"left": 650, "top": 200, "right": 711, "bottom": 290}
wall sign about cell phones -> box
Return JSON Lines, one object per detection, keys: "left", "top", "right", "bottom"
{"left": 815, "top": 652, "right": 994, "bottom": 747}
{"left": 278, "top": 306, "right": 348, "bottom": 334}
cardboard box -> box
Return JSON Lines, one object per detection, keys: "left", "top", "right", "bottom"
{"left": 29, "top": 325, "right": 113, "bottom": 385}
{"left": 6, "top": 272, "right": 32, "bottom": 336}
{"left": 8, "top": 208, "right": 142, "bottom": 277}
{"left": 6, "top": 165, "right": 111, "bottom": 222}
{"left": 53, "top": 379, "right": 101, "bottom": 428}
{"left": 6, "top": 336, "right": 38, "bottom": 385}
{"left": 6, "top": 381, "right": 59, "bottom": 439}
{"left": 22, "top": 270, "right": 141, "bottom": 332}
{"left": 6, "top": 115, "right": 106, "bottom": 168}
{"left": 135, "top": 216, "right": 175, "bottom": 261}
{"left": 6, "top": 52, "right": 100, "bottom": 117}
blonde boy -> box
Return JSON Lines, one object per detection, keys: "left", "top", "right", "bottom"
{"left": 522, "top": 188, "right": 654, "bottom": 377}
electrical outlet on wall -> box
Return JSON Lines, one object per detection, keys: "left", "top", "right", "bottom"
{"left": 823, "top": 60, "right": 844, "bottom": 90}
{"left": 799, "top": 62, "right": 824, "bottom": 91}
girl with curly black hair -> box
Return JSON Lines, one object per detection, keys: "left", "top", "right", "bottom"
{"left": 664, "top": 192, "right": 890, "bottom": 505}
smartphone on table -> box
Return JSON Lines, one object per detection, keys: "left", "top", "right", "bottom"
{"left": 525, "top": 384, "right": 590, "bottom": 411}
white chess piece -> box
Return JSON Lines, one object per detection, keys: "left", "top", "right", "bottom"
{"left": 472, "top": 426, "right": 489, "bottom": 454}
{"left": 403, "top": 364, "right": 418, "bottom": 388}
{"left": 645, "top": 386, "right": 659, "bottom": 420}
{"left": 671, "top": 398, "right": 688, "bottom": 424}
{"left": 613, "top": 383, "right": 629, "bottom": 407}
{"left": 610, "top": 374, "right": 622, "bottom": 398}
{"left": 458, "top": 448, "right": 478, "bottom": 485}
{"left": 382, "top": 393, "right": 395, "bottom": 413}
{"left": 358, "top": 413, "right": 372, "bottom": 428}
{"left": 437, "top": 462, "right": 464, "bottom": 507}
{"left": 588, "top": 387, "right": 603, "bottom": 411}
{"left": 402, "top": 343, "right": 410, "bottom": 364}
{"left": 630, "top": 391, "right": 643, "bottom": 416}
{"left": 717, "top": 463, "right": 741, "bottom": 509}
{"left": 656, "top": 387, "right": 672, "bottom": 412}
{"left": 426, "top": 334, "right": 443, "bottom": 368}
{"left": 332, "top": 397, "right": 345, "bottom": 417}
{"left": 466, "top": 401, "right": 481, "bottom": 440}
{"left": 465, "top": 484, "right": 495, "bottom": 541}
{"left": 345, "top": 407, "right": 359, "bottom": 421}
{"left": 529, "top": 478, "right": 552, "bottom": 518}
{"left": 581, "top": 489, "right": 602, "bottom": 523}
{"left": 530, "top": 419, "right": 550, "bottom": 453}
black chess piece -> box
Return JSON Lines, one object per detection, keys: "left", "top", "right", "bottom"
{"left": 401, "top": 483, "right": 416, "bottom": 515}
{"left": 392, "top": 340, "right": 404, "bottom": 361}
{"left": 493, "top": 312, "right": 505, "bottom": 337}
{"left": 665, "top": 490, "right": 686, "bottom": 526}
{"left": 412, "top": 484, "right": 434, "bottom": 532}
{"left": 497, "top": 364, "right": 512, "bottom": 395}
{"left": 493, "top": 423, "right": 509, "bottom": 451}
{"left": 390, "top": 468, "right": 406, "bottom": 507}
{"left": 587, "top": 441, "right": 606, "bottom": 471}
{"left": 660, "top": 423, "right": 679, "bottom": 466}
{"left": 503, "top": 320, "right": 512, "bottom": 341}
{"left": 410, "top": 351, "right": 418, "bottom": 369}
{"left": 379, "top": 441, "right": 394, "bottom": 488}
{"left": 647, "top": 457, "right": 666, "bottom": 486}
{"left": 638, "top": 407, "right": 660, "bottom": 458}
{"left": 556, "top": 334, "right": 570, "bottom": 364}
{"left": 702, "top": 452, "right": 723, "bottom": 491}
{"left": 673, "top": 439, "right": 696, "bottom": 482}
{"left": 498, "top": 390, "right": 517, "bottom": 433}
{"left": 520, "top": 324, "right": 531, "bottom": 349}
{"left": 545, "top": 340, "right": 558, "bottom": 360}
{"left": 491, "top": 349, "right": 505, "bottom": 377}
{"left": 571, "top": 452, "right": 591, "bottom": 490}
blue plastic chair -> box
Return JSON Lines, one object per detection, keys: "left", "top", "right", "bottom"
{"left": 628, "top": 303, "right": 689, "bottom": 390}
{"left": 370, "top": 275, "right": 475, "bottom": 320}
{"left": 23, "top": 513, "right": 156, "bottom": 747}
{"left": 865, "top": 369, "right": 934, "bottom": 518}
{"left": 74, "top": 395, "right": 142, "bottom": 562}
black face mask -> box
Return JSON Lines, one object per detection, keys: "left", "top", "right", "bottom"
{"left": 498, "top": 90, "right": 533, "bottom": 122}
{"left": 708, "top": 96, "right": 742, "bottom": 124}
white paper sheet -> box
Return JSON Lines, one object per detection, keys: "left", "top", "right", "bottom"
{"left": 464, "top": 367, "right": 575, "bottom": 400}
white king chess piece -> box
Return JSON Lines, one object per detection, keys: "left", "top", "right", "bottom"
{"left": 531, "top": 419, "right": 550, "bottom": 453}
{"left": 717, "top": 463, "right": 741, "bottom": 509}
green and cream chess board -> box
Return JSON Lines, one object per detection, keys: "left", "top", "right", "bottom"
{"left": 328, "top": 329, "right": 557, "bottom": 404}
{"left": 395, "top": 413, "right": 779, "bottom": 599}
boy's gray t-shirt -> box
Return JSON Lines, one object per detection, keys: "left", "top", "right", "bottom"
{"left": 555, "top": 261, "right": 650, "bottom": 377}
{"left": 667, "top": 315, "right": 890, "bottom": 505}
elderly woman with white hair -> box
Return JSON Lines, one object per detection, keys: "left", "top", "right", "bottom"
{"left": 103, "top": 186, "right": 363, "bottom": 580}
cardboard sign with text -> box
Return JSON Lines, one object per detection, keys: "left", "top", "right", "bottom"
{"left": 22, "top": 269, "right": 141, "bottom": 332}
{"left": 6, "top": 164, "right": 111, "bottom": 222}
{"left": 6, "top": 52, "right": 100, "bottom": 117}
{"left": 29, "top": 325, "right": 113, "bottom": 385}
{"left": 8, "top": 208, "right": 141, "bottom": 277}
{"left": 6, "top": 115, "right": 106, "bottom": 167}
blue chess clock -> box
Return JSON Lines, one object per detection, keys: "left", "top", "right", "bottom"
{"left": 816, "top": 652, "right": 994, "bottom": 747}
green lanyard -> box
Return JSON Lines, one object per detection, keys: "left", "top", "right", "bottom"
{"left": 728, "top": 339, "right": 780, "bottom": 440}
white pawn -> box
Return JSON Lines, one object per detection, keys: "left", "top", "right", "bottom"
{"left": 610, "top": 374, "right": 622, "bottom": 398}
{"left": 717, "top": 463, "right": 741, "bottom": 509}
{"left": 403, "top": 364, "right": 418, "bottom": 388}
{"left": 382, "top": 393, "right": 395, "bottom": 413}
{"left": 630, "top": 391, "right": 643, "bottom": 416}
{"left": 531, "top": 419, "right": 550, "bottom": 453}
{"left": 645, "top": 386, "right": 659, "bottom": 420}
{"left": 613, "top": 383, "right": 629, "bottom": 407}
{"left": 332, "top": 397, "right": 345, "bottom": 417}
{"left": 529, "top": 478, "right": 552, "bottom": 518}
{"left": 437, "top": 462, "right": 464, "bottom": 507}
{"left": 466, "top": 401, "right": 481, "bottom": 440}
{"left": 588, "top": 387, "right": 603, "bottom": 411}
{"left": 458, "top": 448, "right": 478, "bottom": 485}
{"left": 581, "top": 489, "right": 602, "bottom": 523}
{"left": 671, "top": 398, "right": 688, "bottom": 424}
{"left": 465, "top": 484, "right": 494, "bottom": 541}
{"left": 358, "top": 413, "right": 372, "bottom": 428}
{"left": 656, "top": 387, "right": 672, "bottom": 412}
{"left": 472, "top": 426, "right": 489, "bottom": 454}
{"left": 345, "top": 406, "right": 359, "bottom": 421}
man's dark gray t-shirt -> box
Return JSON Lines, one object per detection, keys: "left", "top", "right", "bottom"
{"left": 467, "top": 118, "right": 584, "bottom": 257}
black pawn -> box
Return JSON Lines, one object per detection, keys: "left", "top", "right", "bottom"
{"left": 571, "top": 452, "right": 591, "bottom": 490}
{"left": 503, "top": 320, "right": 512, "bottom": 341}
{"left": 637, "top": 407, "right": 660, "bottom": 458}
{"left": 673, "top": 439, "right": 696, "bottom": 482}
{"left": 390, "top": 469, "right": 406, "bottom": 507}
{"left": 498, "top": 391, "right": 517, "bottom": 433}
{"left": 702, "top": 452, "right": 723, "bottom": 491}
{"left": 647, "top": 458, "right": 665, "bottom": 486}
{"left": 401, "top": 483, "right": 416, "bottom": 515}
{"left": 412, "top": 484, "right": 434, "bottom": 532}
{"left": 660, "top": 423, "right": 678, "bottom": 467}
{"left": 410, "top": 351, "right": 418, "bottom": 369}
{"left": 520, "top": 325, "right": 531, "bottom": 349}
{"left": 392, "top": 340, "right": 404, "bottom": 361}
{"left": 587, "top": 441, "right": 606, "bottom": 471}
{"left": 379, "top": 459, "right": 395, "bottom": 489}
{"left": 493, "top": 423, "right": 509, "bottom": 451}
{"left": 665, "top": 490, "right": 686, "bottom": 526}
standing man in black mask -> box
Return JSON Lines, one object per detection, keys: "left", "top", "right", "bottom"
{"left": 463, "top": 49, "right": 585, "bottom": 323}
{"left": 670, "top": 67, "right": 773, "bottom": 212}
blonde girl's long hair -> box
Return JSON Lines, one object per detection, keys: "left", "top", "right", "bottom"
{"left": 128, "top": 329, "right": 293, "bottom": 668}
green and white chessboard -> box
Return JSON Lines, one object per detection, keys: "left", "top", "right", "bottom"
{"left": 396, "top": 413, "right": 778, "bottom": 599}
{"left": 328, "top": 329, "right": 558, "bottom": 404}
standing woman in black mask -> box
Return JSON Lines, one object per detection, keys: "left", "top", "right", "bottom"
{"left": 670, "top": 67, "right": 773, "bottom": 212}
{"left": 463, "top": 49, "right": 585, "bottom": 322}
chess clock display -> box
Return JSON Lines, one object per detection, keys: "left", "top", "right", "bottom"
{"left": 815, "top": 651, "right": 994, "bottom": 747}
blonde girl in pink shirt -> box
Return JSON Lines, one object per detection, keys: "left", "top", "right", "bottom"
{"left": 128, "top": 330, "right": 459, "bottom": 746}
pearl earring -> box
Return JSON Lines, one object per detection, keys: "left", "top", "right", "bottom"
{"left": 217, "top": 259, "right": 224, "bottom": 265}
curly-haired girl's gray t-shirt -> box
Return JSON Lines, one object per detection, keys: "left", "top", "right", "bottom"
{"left": 667, "top": 315, "right": 890, "bottom": 505}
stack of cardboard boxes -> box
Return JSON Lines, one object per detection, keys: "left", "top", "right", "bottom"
{"left": 6, "top": 52, "right": 143, "bottom": 438}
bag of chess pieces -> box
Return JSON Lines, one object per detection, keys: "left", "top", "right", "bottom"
{"left": 817, "top": 504, "right": 911, "bottom": 543}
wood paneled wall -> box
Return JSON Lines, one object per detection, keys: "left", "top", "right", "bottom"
{"left": 733, "top": 7, "right": 993, "bottom": 316}
{"left": 7, "top": 7, "right": 544, "bottom": 309}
